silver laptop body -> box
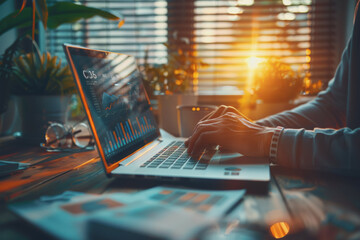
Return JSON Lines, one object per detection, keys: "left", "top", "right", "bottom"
{"left": 63, "top": 44, "right": 270, "bottom": 184}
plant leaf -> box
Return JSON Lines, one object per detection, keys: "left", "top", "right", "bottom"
{"left": 14, "top": 0, "right": 27, "bottom": 17}
{"left": 0, "top": 2, "right": 123, "bottom": 37}
{"left": 11, "top": 51, "right": 76, "bottom": 95}
{"left": 0, "top": 8, "right": 34, "bottom": 37}
{"left": 47, "top": 2, "right": 121, "bottom": 29}
{"left": 31, "top": 0, "right": 35, "bottom": 40}
{"left": 35, "top": 0, "right": 48, "bottom": 29}
{"left": 117, "top": 18, "right": 125, "bottom": 28}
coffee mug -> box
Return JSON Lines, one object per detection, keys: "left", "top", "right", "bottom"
{"left": 177, "top": 105, "right": 217, "bottom": 138}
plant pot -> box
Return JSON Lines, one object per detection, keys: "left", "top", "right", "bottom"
{"left": 0, "top": 96, "right": 21, "bottom": 136}
{"left": 17, "top": 95, "right": 71, "bottom": 145}
{"left": 177, "top": 105, "right": 217, "bottom": 138}
{"left": 157, "top": 94, "right": 198, "bottom": 136}
{"left": 248, "top": 99, "right": 294, "bottom": 120}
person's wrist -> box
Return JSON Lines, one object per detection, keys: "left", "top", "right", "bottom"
{"left": 268, "top": 126, "right": 284, "bottom": 164}
{"left": 263, "top": 127, "right": 276, "bottom": 157}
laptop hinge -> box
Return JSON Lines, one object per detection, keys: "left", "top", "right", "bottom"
{"left": 118, "top": 139, "right": 163, "bottom": 167}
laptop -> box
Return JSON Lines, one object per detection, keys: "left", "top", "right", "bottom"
{"left": 63, "top": 44, "right": 270, "bottom": 186}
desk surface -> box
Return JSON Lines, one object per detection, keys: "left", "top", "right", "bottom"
{"left": 0, "top": 136, "right": 360, "bottom": 240}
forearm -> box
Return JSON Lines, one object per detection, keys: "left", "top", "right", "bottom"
{"left": 256, "top": 94, "right": 346, "bottom": 129}
{"left": 276, "top": 127, "right": 360, "bottom": 174}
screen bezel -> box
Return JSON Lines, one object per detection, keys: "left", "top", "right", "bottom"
{"left": 63, "top": 44, "right": 160, "bottom": 175}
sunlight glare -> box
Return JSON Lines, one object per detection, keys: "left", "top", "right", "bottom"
{"left": 228, "top": 15, "right": 240, "bottom": 21}
{"left": 282, "top": 0, "right": 292, "bottom": 5}
{"left": 287, "top": 5, "right": 309, "bottom": 13}
{"left": 228, "top": 7, "right": 244, "bottom": 14}
{"left": 283, "top": 0, "right": 312, "bottom": 5}
{"left": 200, "top": 29, "right": 216, "bottom": 36}
{"left": 270, "top": 222, "right": 290, "bottom": 239}
{"left": 200, "top": 36, "right": 216, "bottom": 43}
{"left": 237, "top": 0, "right": 254, "bottom": 6}
{"left": 155, "top": 22, "right": 167, "bottom": 28}
{"left": 155, "top": 0, "right": 167, "bottom": 7}
{"left": 72, "top": 23, "right": 82, "bottom": 31}
{"left": 247, "top": 56, "right": 264, "bottom": 70}
{"left": 277, "top": 13, "right": 296, "bottom": 21}
{"left": 155, "top": 7, "right": 167, "bottom": 15}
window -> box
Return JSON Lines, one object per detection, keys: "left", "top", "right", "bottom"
{"left": 46, "top": 0, "right": 338, "bottom": 95}
{"left": 47, "top": 0, "right": 169, "bottom": 67}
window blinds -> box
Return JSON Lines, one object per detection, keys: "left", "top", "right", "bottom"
{"left": 46, "top": 0, "right": 337, "bottom": 95}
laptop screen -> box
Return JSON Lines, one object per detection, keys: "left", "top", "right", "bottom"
{"left": 64, "top": 45, "right": 160, "bottom": 168}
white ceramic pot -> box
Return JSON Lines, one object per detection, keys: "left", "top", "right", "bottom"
{"left": 157, "top": 94, "right": 198, "bottom": 136}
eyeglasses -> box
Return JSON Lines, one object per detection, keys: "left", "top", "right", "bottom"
{"left": 40, "top": 122, "right": 94, "bottom": 152}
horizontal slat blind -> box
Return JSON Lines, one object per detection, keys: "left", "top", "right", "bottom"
{"left": 47, "top": 0, "right": 169, "bottom": 65}
{"left": 46, "top": 0, "right": 336, "bottom": 95}
{"left": 191, "top": 0, "right": 336, "bottom": 94}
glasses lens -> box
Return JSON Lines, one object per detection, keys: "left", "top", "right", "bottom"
{"left": 45, "top": 123, "right": 67, "bottom": 148}
{"left": 72, "top": 123, "right": 92, "bottom": 148}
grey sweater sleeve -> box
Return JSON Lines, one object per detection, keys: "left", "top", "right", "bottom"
{"left": 277, "top": 128, "right": 360, "bottom": 174}
{"left": 255, "top": 37, "right": 360, "bottom": 173}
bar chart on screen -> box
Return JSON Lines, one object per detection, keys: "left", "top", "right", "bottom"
{"left": 103, "top": 112, "right": 157, "bottom": 155}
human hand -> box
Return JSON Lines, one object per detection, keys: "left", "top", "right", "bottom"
{"left": 185, "top": 112, "right": 275, "bottom": 158}
{"left": 199, "top": 105, "right": 252, "bottom": 122}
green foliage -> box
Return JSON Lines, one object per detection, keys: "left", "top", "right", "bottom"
{"left": 47, "top": 2, "right": 120, "bottom": 29}
{"left": 0, "top": 1, "right": 122, "bottom": 37}
{"left": 0, "top": 37, "right": 24, "bottom": 114}
{"left": 0, "top": 8, "right": 33, "bottom": 36}
{"left": 142, "top": 34, "right": 208, "bottom": 95}
{"left": 252, "top": 58, "right": 306, "bottom": 102}
{"left": 0, "top": 0, "right": 123, "bottom": 110}
{"left": 11, "top": 50, "right": 75, "bottom": 95}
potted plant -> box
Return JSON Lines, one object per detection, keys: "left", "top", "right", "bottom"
{"left": 9, "top": 39, "right": 75, "bottom": 143}
{"left": 142, "top": 33, "right": 208, "bottom": 136}
{"left": 246, "top": 58, "right": 307, "bottom": 119}
{"left": 0, "top": 0, "right": 123, "bottom": 142}
{"left": 0, "top": 37, "right": 23, "bottom": 136}
{"left": 252, "top": 58, "right": 305, "bottom": 102}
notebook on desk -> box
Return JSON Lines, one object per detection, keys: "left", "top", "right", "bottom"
{"left": 63, "top": 44, "right": 270, "bottom": 186}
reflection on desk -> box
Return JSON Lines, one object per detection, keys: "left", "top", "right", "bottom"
{"left": 0, "top": 136, "right": 359, "bottom": 239}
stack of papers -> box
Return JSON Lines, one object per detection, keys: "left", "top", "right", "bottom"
{"left": 9, "top": 187, "right": 245, "bottom": 240}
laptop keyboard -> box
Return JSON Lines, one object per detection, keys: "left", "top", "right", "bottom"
{"left": 139, "top": 141, "right": 211, "bottom": 170}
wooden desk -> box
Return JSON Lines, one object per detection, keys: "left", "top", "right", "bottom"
{"left": 0, "top": 137, "right": 359, "bottom": 240}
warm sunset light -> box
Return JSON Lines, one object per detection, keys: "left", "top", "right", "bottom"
{"left": 282, "top": 0, "right": 312, "bottom": 5}
{"left": 246, "top": 56, "right": 264, "bottom": 70}
{"left": 227, "top": 7, "right": 244, "bottom": 15}
{"left": 287, "top": 5, "right": 309, "bottom": 13}
{"left": 0, "top": 0, "right": 357, "bottom": 240}
{"left": 277, "top": 12, "right": 296, "bottom": 21}
{"left": 270, "top": 222, "right": 290, "bottom": 239}
{"left": 237, "top": 0, "right": 254, "bottom": 6}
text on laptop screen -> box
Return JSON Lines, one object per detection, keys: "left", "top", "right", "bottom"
{"left": 68, "top": 48, "right": 160, "bottom": 166}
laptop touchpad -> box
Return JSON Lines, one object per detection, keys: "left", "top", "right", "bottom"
{"left": 212, "top": 152, "right": 268, "bottom": 165}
